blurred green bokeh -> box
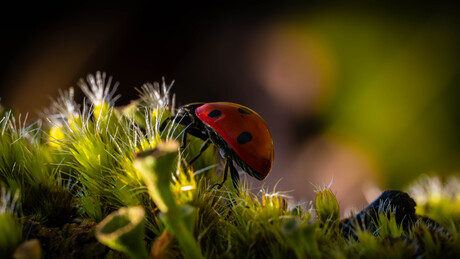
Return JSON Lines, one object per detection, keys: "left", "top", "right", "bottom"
{"left": 294, "top": 7, "right": 460, "bottom": 188}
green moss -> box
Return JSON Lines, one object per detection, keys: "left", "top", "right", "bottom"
{"left": 0, "top": 72, "right": 459, "bottom": 258}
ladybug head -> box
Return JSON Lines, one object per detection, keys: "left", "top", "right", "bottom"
{"left": 177, "top": 102, "right": 205, "bottom": 119}
{"left": 160, "top": 102, "right": 206, "bottom": 132}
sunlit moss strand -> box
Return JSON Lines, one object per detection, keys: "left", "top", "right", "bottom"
{"left": 48, "top": 125, "right": 66, "bottom": 148}
{"left": 315, "top": 188, "right": 340, "bottom": 224}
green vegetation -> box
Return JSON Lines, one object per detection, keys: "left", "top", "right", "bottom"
{"left": 0, "top": 72, "right": 459, "bottom": 258}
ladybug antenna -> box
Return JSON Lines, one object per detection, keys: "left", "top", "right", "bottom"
{"left": 166, "top": 105, "right": 179, "bottom": 113}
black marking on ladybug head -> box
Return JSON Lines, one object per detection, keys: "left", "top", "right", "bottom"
{"left": 178, "top": 103, "right": 204, "bottom": 117}
{"left": 238, "top": 107, "right": 253, "bottom": 114}
{"left": 208, "top": 109, "right": 222, "bottom": 118}
{"left": 237, "top": 132, "right": 252, "bottom": 144}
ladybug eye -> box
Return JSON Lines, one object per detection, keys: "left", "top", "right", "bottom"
{"left": 208, "top": 109, "right": 222, "bottom": 118}
{"left": 237, "top": 132, "right": 253, "bottom": 144}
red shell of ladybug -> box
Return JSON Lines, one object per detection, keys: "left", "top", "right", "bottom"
{"left": 195, "top": 102, "right": 274, "bottom": 180}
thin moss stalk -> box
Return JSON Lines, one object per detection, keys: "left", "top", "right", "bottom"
{"left": 135, "top": 141, "right": 204, "bottom": 259}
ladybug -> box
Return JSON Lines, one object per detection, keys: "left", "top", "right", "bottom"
{"left": 160, "top": 102, "right": 274, "bottom": 189}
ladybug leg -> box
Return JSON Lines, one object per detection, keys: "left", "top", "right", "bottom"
{"left": 189, "top": 139, "right": 212, "bottom": 165}
{"left": 159, "top": 116, "right": 177, "bottom": 131}
{"left": 181, "top": 123, "right": 192, "bottom": 149}
{"left": 211, "top": 157, "right": 230, "bottom": 189}
{"left": 229, "top": 161, "right": 240, "bottom": 192}
{"left": 181, "top": 123, "right": 209, "bottom": 149}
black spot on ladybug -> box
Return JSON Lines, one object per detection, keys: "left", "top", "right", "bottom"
{"left": 208, "top": 109, "right": 222, "bottom": 118}
{"left": 237, "top": 132, "right": 252, "bottom": 144}
{"left": 238, "top": 107, "right": 253, "bottom": 114}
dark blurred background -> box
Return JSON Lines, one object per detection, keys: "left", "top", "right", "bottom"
{"left": 1, "top": 2, "right": 460, "bottom": 216}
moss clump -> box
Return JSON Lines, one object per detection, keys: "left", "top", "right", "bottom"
{"left": 0, "top": 72, "right": 459, "bottom": 258}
